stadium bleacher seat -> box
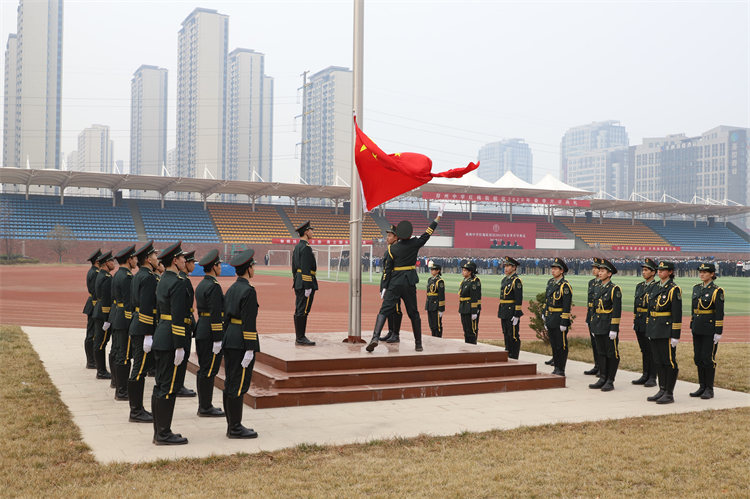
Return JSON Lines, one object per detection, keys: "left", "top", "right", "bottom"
{"left": 559, "top": 217, "right": 670, "bottom": 250}
{"left": 642, "top": 220, "right": 750, "bottom": 253}
{"left": 283, "top": 206, "right": 383, "bottom": 240}
{"left": 209, "top": 204, "right": 291, "bottom": 243}
{"left": 137, "top": 200, "right": 219, "bottom": 243}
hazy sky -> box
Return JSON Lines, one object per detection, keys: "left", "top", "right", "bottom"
{"left": 2, "top": 0, "right": 748, "bottom": 185}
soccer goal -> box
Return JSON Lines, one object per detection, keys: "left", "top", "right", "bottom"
{"left": 314, "top": 244, "right": 373, "bottom": 283}
{"left": 267, "top": 249, "right": 290, "bottom": 266}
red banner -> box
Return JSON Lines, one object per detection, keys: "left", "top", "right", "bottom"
{"left": 272, "top": 238, "right": 373, "bottom": 245}
{"left": 454, "top": 221, "right": 536, "bottom": 249}
{"left": 422, "top": 191, "right": 590, "bottom": 207}
{"left": 612, "top": 245, "right": 681, "bottom": 252}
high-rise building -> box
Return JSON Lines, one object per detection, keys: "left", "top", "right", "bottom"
{"left": 3, "top": 34, "right": 18, "bottom": 169}
{"left": 477, "top": 139, "right": 533, "bottom": 184}
{"left": 130, "top": 65, "right": 168, "bottom": 177}
{"left": 176, "top": 8, "right": 229, "bottom": 180}
{"left": 78, "top": 125, "right": 113, "bottom": 174}
{"left": 226, "top": 48, "right": 273, "bottom": 184}
{"left": 166, "top": 148, "right": 177, "bottom": 176}
{"left": 560, "top": 120, "right": 629, "bottom": 197}
{"left": 301, "top": 66, "right": 353, "bottom": 189}
{"left": 66, "top": 150, "right": 78, "bottom": 171}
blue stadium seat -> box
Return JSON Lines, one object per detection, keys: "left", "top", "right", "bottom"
{"left": 643, "top": 220, "right": 750, "bottom": 253}
{"left": 136, "top": 200, "right": 219, "bottom": 243}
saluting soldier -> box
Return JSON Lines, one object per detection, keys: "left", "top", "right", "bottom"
{"left": 690, "top": 262, "right": 724, "bottom": 400}
{"left": 366, "top": 204, "right": 444, "bottom": 352}
{"left": 588, "top": 259, "right": 622, "bottom": 391}
{"left": 425, "top": 260, "right": 445, "bottom": 337}
{"left": 127, "top": 240, "right": 158, "bottom": 424}
{"left": 632, "top": 258, "right": 658, "bottom": 387}
{"left": 646, "top": 261, "right": 682, "bottom": 405}
{"left": 92, "top": 251, "right": 115, "bottom": 380}
{"left": 82, "top": 248, "right": 102, "bottom": 370}
{"left": 292, "top": 221, "right": 317, "bottom": 346}
{"left": 194, "top": 249, "right": 226, "bottom": 417}
{"left": 175, "top": 251, "right": 198, "bottom": 398}
{"left": 378, "top": 225, "right": 404, "bottom": 343}
{"left": 543, "top": 258, "right": 572, "bottom": 377}
{"left": 111, "top": 244, "right": 137, "bottom": 401}
{"left": 459, "top": 261, "right": 482, "bottom": 344}
{"left": 583, "top": 258, "right": 602, "bottom": 377}
{"left": 223, "top": 249, "right": 260, "bottom": 439}
{"left": 151, "top": 242, "right": 190, "bottom": 445}
{"left": 498, "top": 256, "right": 523, "bottom": 359}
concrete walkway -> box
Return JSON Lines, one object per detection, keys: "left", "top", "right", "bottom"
{"left": 24, "top": 326, "right": 750, "bottom": 464}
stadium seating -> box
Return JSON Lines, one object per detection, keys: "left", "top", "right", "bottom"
{"left": 209, "top": 204, "right": 291, "bottom": 243}
{"left": 136, "top": 200, "right": 219, "bottom": 243}
{"left": 283, "top": 206, "right": 383, "bottom": 240}
{"left": 0, "top": 194, "right": 138, "bottom": 241}
{"left": 384, "top": 210, "right": 437, "bottom": 237}
{"left": 559, "top": 217, "right": 670, "bottom": 250}
{"left": 642, "top": 220, "right": 750, "bottom": 253}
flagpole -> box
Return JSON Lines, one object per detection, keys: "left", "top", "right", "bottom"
{"left": 348, "top": 0, "right": 364, "bottom": 341}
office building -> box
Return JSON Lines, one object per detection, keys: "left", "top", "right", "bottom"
{"left": 477, "top": 139, "right": 532, "bottom": 184}
{"left": 130, "top": 65, "right": 168, "bottom": 177}
{"left": 78, "top": 125, "right": 113, "bottom": 174}
{"left": 3, "top": 34, "right": 18, "bottom": 169}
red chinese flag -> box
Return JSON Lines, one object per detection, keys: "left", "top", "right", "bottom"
{"left": 354, "top": 117, "right": 478, "bottom": 211}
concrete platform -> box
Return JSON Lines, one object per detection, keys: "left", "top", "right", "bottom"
{"left": 23, "top": 326, "right": 750, "bottom": 464}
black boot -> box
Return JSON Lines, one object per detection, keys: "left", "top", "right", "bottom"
{"left": 151, "top": 395, "right": 158, "bottom": 441}
{"left": 294, "top": 315, "right": 316, "bottom": 346}
{"left": 226, "top": 396, "right": 257, "bottom": 439}
{"left": 645, "top": 355, "right": 658, "bottom": 387}
{"left": 589, "top": 377, "right": 606, "bottom": 389}
{"left": 379, "top": 314, "right": 394, "bottom": 341}
{"left": 644, "top": 374, "right": 657, "bottom": 388}
{"left": 84, "top": 339, "right": 96, "bottom": 369}
{"left": 648, "top": 367, "right": 667, "bottom": 402}
{"left": 176, "top": 385, "right": 196, "bottom": 397}
{"left": 656, "top": 368, "right": 678, "bottom": 404}
{"left": 412, "top": 317, "right": 423, "bottom": 352}
{"left": 550, "top": 349, "right": 560, "bottom": 375}
{"left": 701, "top": 368, "right": 715, "bottom": 399}
{"left": 197, "top": 377, "right": 225, "bottom": 417}
{"left": 545, "top": 357, "right": 555, "bottom": 366}
{"left": 128, "top": 379, "right": 153, "bottom": 423}
{"left": 153, "top": 397, "right": 188, "bottom": 445}
{"left": 690, "top": 367, "right": 706, "bottom": 397}
{"left": 387, "top": 313, "right": 403, "bottom": 343}
{"left": 114, "top": 362, "right": 130, "bottom": 401}
{"left": 584, "top": 366, "right": 600, "bottom": 376}
{"left": 632, "top": 373, "right": 649, "bottom": 385}
{"left": 557, "top": 348, "right": 567, "bottom": 377}
{"left": 366, "top": 314, "right": 387, "bottom": 352}
{"left": 109, "top": 352, "right": 117, "bottom": 388}
{"left": 601, "top": 379, "right": 615, "bottom": 391}
{"left": 94, "top": 348, "right": 111, "bottom": 379}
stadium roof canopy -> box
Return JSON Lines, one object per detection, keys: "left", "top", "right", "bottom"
{"left": 2, "top": 167, "right": 749, "bottom": 219}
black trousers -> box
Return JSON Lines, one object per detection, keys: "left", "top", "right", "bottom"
{"left": 85, "top": 314, "right": 96, "bottom": 341}
{"left": 389, "top": 300, "right": 403, "bottom": 333}
{"left": 294, "top": 288, "right": 315, "bottom": 316}
{"left": 693, "top": 334, "right": 718, "bottom": 369}
{"left": 223, "top": 348, "right": 254, "bottom": 398}
{"left": 650, "top": 338, "right": 678, "bottom": 372}
{"left": 635, "top": 327, "right": 655, "bottom": 374}
{"left": 128, "top": 335, "right": 154, "bottom": 382}
{"left": 152, "top": 349, "right": 187, "bottom": 399}
{"left": 195, "top": 339, "right": 223, "bottom": 378}
{"left": 461, "top": 312, "right": 479, "bottom": 344}
{"left": 501, "top": 318, "right": 521, "bottom": 359}
{"left": 427, "top": 310, "right": 442, "bottom": 337}
{"left": 92, "top": 318, "right": 110, "bottom": 352}
{"left": 379, "top": 282, "right": 420, "bottom": 321}
{"left": 594, "top": 334, "right": 620, "bottom": 380}
{"left": 113, "top": 328, "right": 131, "bottom": 364}
{"left": 587, "top": 323, "right": 599, "bottom": 366}
{"left": 548, "top": 326, "right": 569, "bottom": 371}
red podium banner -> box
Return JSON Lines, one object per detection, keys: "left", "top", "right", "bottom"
{"left": 272, "top": 238, "right": 374, "bottom": 245}
{"left": 422, "top": 191, "right": 590, "bottom": 207}
{"left": 454, "top": 221, "right": 536, "bottom": 249}
{"left": 612, "top": 245, "right": 681, "bottom": 252}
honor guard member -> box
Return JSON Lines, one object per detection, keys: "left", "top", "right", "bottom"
{"left": 378, "top": 225, "right": 404, "bottom": 343}
{"left": 646, "top": 261, "right": 682, "bottom": 405}
{"left": 459, "top": 261, "right": 482, "bottom": 344}
{"left": 127, "top": 240, "right": 158, "bottom": 424}
{"left": 151, "top": 242, "right": 190, "bottom": 445}
{"left": 425, "top": 261, "right": 445, "bottom": 337}
{"left": 111, "top": 244, "right": 137, "bottom": 401}
{"left": 588, "top": 259, "right": 622, "bottom": 391}
{"left": 223, "top": 249, "right": 260, "bottom": 439}
{"left": 632, "top": 258, "right": 658, "bottom": 388}
{"left": 689, "top": 262, "right": 724, "bottom": 400}
{"left": 194, "top": 249, "right": 226, "bottom": 417}
{"left": 366, "top": 204, "right": 444, "bottom": 352}
{"left": 498, "top": 256, "right": 523, "bottom": 359}
{"left": 175, "top": 251, "right": 198, "bottom": 398}
{"left": 544, "top": 258, "right": 572, "bottom": 377}
{"left": 291, "top": 221, "right": 317, "bottom": 346}
{"left": 82, "top": 248, "right": 102, "bottom": 369}
{"left": 92, "top": 251, "right": 115, "bottom": 380}
{"left": 583, "top": 258, "right": 602, "bottom": 377}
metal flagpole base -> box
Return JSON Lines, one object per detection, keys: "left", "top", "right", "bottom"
{"left": 342, "top": 336, "right": 366, "bottom": 344}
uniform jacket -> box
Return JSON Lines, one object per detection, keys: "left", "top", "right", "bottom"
{"left": 129, "top": 266, "right": 158, "bottom": 337}
{"left": 425, "top": 275, "right": 445, "bottom": 312}
{"left": 110, "top": 266, "right": 134, "bottom": 330}
{"left": 92, "top": 270, "right": 113, "bottom": 321}
{"left": 690, "top": 281, "right": 724, "bottom": 336}
{"left": 83, "top": 266, "right": 98, "bottom": 315}
{"left": 152, "top": 270, "right": 190, "bottom": 351}
{"left": 292, "top": 240, "right": 318, "bottom": 291}
{"left": 646, "top": 278, "right": 682, "bottom": 340}
{"left": 543, "top": 277, "right": 572, "bottom": 329}
{"left": 633, "top": 279, "right": 656, "bottom": 331}
{"left": 195, "top": 275, "right": 225, "bottom": 342}
{"left": 497, "top": 273, "right": 523, "bottom": 319}
{"left": 590, "top": 280, "right": 622, "bottom": 335}
{"left": 223, "top": 276, "right": 260, "bottom": 352}
{"left": 380, "top": 246, "right": 393, "bottom": 293}
{"left": 181, "top": 271, "right": 196, "bottom": 337}
{"left": 458, "top": 276, "right": 481, "bottom": 315}
{"left": 585, "top": 278, "right": 599, "bottom": 324}
{"left": 383, "top": 220, "right": 438, "bottom": 289}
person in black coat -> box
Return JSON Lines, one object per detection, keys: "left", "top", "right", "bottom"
{"left": 689, "top": 262, "right": 724, "bottom": 400}
{"left": 291, "top": 221, "right": 317, "bottom": 346}
{"left": 82, "top": 248, "right": 102, "bottom": 370}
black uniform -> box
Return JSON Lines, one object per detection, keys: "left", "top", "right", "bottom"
{"left": 292, "top": 239, "right": 317, "bottom": 316}
{"left": 379, "top": 245, "right": 403, "bottom": 342}
{"left": 590, "top": 281, "right": 622, "bottom": 384}
{"left": 195, "top": 275, "right": 225, "bottom": 378}
{"left": 92, "top": 268, "right": 113, "bottom": 377}
{"left": 152, "top": 270, "right": 190, "bottom": 399}
{"left": 497, "top": 273, "right": 523, "bottom": 358}
{"left": 223, "top": 276, "right": 260, "bottom": 398}
{"left": 585, "top": 276, "right": 601, "bottom": 375}
{"left": 646, "top": 277, "right": 682, "bottom": 403}
{"left": 127, "top": 265, "right": 157, "bottom": 423}
{"left": 425, "top": 274, "right": 445, "bottom": 337}
{"left": 83, "top": 265, "right": 99, "bottom": 368}
{"left": 180, "top": 270, "right": 195, "bottom": 366}
{"left": 111, "top": 265, "right": 134, "bottom": 399}
{"left": 690, "top": 280, "right": 724, "bottom": 398}
{"left": 543, "top": 277, "right": 573, "bottom": 375}
{"left": 633, "top": 278, "right": 657, "bottom": 384}
{"left": 459, "top": 275, "right": 481, "bottom": 344}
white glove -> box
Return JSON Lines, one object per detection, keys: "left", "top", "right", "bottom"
{"left": 241, "top": 350, "right": 254, "bottom": 368}
{"left": 541, "top": 315, "right": 546, "bottom": 322}
{"left": 511, "top": 316, "right": 519, "bottom": 326}
{"left": 670, "top": 338, "right": 679, "bottom": 347}
{"left": 609, "top": 331, "right": 617, "bottom": 340}
{"left": 174, "top": 348, "right": 185, "bottom": 366}
{"left": 713, "top": 334, "right": 721, "bottom": 344}
{"left": 437, "top": 202, "right": 445, "bottom": 218}
{"left": 143, "top": 335, "right": 153, "bottom": 353}
{"left": 212, "top": 341, "right": 222, "bottom": 355}
{"left": 304, "top": 288, "right": 312, "bottom": 298}
{"left": 380, "top": 289, "right": 385, "bottom": 299}
{"left": 560, "top": 326, "right": 567, "bottom": 332}
{"left": 102, "top": 322, "right": 111, "bottom": 331}
{"left": 471, "top": 314, "right": 478, "bottom": 321}
{"left": 633, "top": 325, "right": 636, "bottom": 330}
{"left": 439, "top": 311, "right": 443, "bottom": 318}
